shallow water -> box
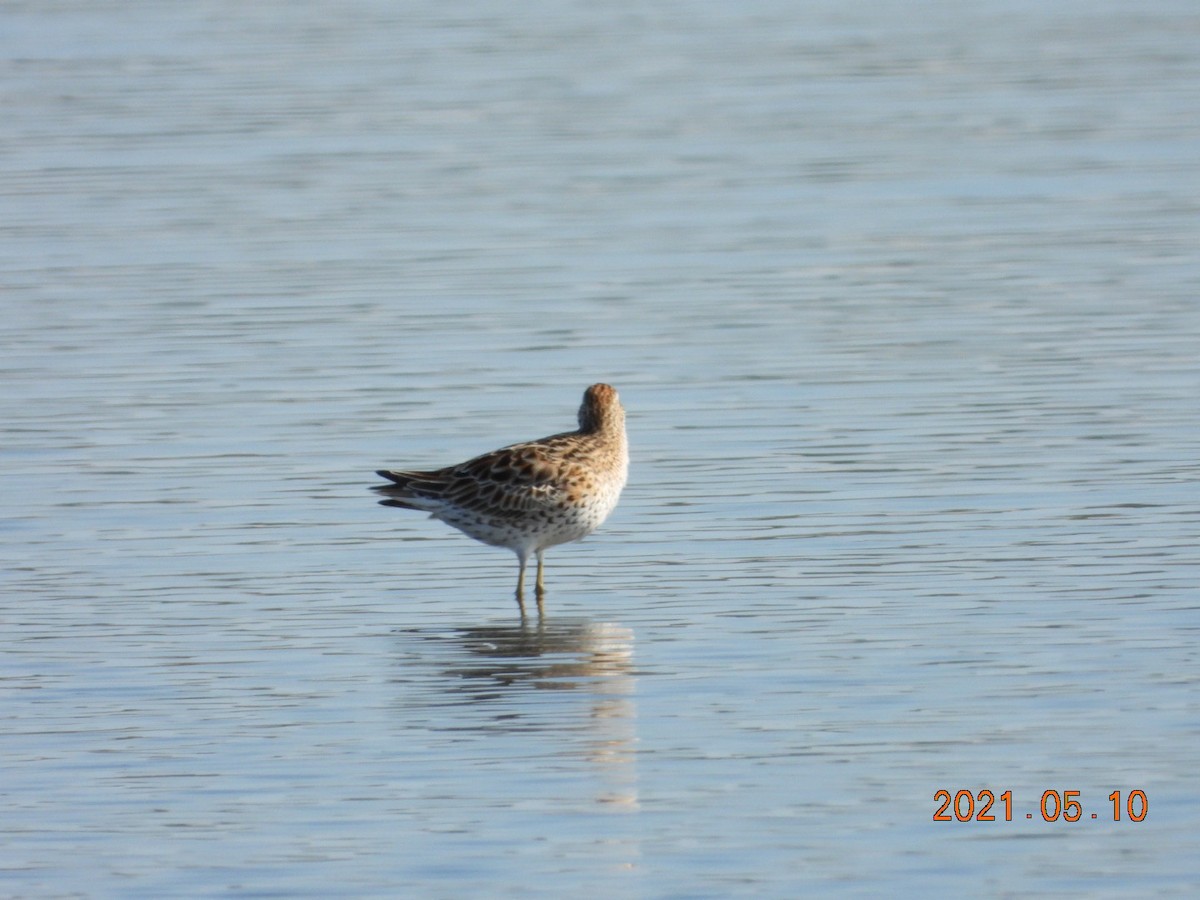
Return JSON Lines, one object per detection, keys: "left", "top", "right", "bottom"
{"left": 3, "top": 0, "right": 1199, "bottom": 896}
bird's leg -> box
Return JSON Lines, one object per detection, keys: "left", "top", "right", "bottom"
{"left": 534, "top": 549, "right": 546, "bottom": 596}
{"left": 515, "top": 551, "right": 528, "bottom": 608}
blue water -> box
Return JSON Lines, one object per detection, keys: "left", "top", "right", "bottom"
{"left": 3, "top": 1, "right": 1199, "bottom": 896}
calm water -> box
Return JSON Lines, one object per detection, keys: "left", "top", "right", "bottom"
{"left": 3, "top": 0, "right": 1199, "bottom": 896}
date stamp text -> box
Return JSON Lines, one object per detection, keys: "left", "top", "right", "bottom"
{"left": 933, "top": 789, "right": 1147, "bottom": 823}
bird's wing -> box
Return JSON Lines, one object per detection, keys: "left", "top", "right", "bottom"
{"left": 437, "top": 443, "right": 574, "bottom": 519}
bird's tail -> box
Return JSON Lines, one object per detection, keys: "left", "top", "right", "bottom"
{"left": 373, "top": 469, "right": 443, "bottom": 510}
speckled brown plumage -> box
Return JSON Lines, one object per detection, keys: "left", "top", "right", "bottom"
{"left": 374, "top": 384, "right": 628, "bottom": 605}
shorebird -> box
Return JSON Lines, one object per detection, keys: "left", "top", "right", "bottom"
{"left": 374, "top": 384, "right": 628, "bottom": 606}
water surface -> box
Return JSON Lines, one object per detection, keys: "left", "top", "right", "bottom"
{"left": 3, "top": 0, "right": 1199, "bottom": 896}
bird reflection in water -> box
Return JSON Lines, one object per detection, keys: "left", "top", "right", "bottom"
{"left": 453, "top": 617, "right": 632, "bottom": 689}
{"left": 401, "top": 616, "right": 638, "bottom": 810}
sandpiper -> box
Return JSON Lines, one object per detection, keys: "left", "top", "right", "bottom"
{"left": 374, "top": 384, "right": 628, "bottom": 606}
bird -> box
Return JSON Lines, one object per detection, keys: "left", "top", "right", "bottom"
{"left": 373, "top": 383, "right": 628, "bottom": 606}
